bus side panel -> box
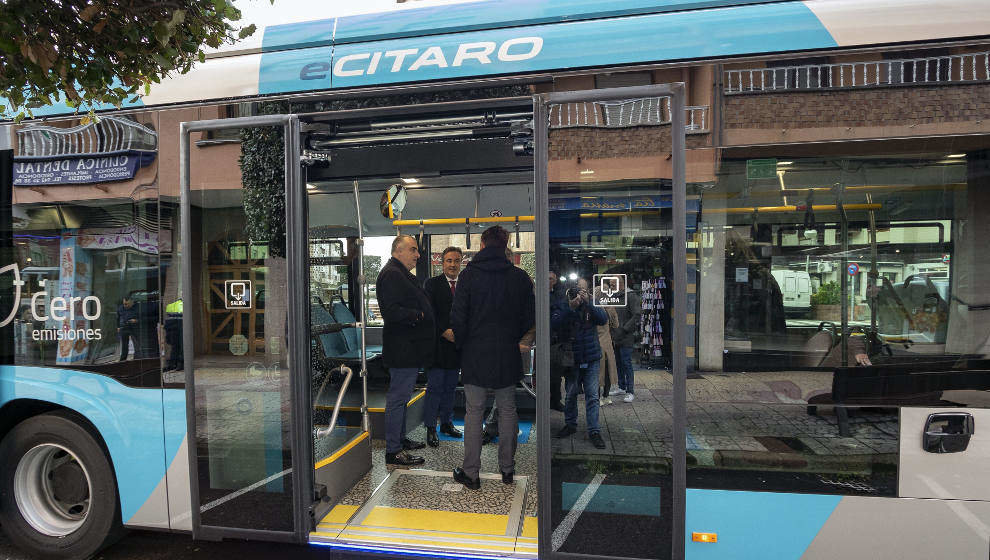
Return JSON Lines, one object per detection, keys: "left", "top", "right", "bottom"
{"left": 685, "top": 489, "right": 840, "bottom": 560}
{"left": 686, "top": 489, "right": 990, "bottom": 559}
{"left": 0, "top": 365, "right": 170, "bottom": 528}
{"left": 162, "top": 388, "right": 192, "bottom": 531}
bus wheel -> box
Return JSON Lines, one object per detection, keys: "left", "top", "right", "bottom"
{"left": 0, "top": 411, "right": 122, "bottom": 560}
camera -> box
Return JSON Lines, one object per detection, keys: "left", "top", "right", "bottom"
{"left": 566, "top": 287, "right": 579, "bottom": 300}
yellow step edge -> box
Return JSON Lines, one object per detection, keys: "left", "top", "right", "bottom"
{"left": 315, "top": 435, "right": 369, "bottom": 470}
{"left": 340, "top": 528, "right": 519, "bottom": 546}
{"left": 337, "top": 524, "right": 518, "bottom": 542}
{"left": 335, "top": 533, "right": 519, "bottom": 553}
{"left": 317, "top": 390, "right": 426, "bottom": 413}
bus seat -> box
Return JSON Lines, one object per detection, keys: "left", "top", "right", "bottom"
{"left": 331, "top": 301, "right": 383, "bottom": 359}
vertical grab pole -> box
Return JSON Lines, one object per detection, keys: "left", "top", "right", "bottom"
{"left": 352, "top": 180, "right": 371, "bottom": 432}
{"left": 670, "top": 82, "right": 688, "bottom": 560}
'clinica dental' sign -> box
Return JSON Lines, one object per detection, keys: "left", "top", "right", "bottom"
{"left": 14, "top": 152, "right": 156, "bottom": 186}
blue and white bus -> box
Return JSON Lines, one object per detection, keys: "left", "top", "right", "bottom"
{"left": 3, "top": 1, "right": 990, "bottom": 558}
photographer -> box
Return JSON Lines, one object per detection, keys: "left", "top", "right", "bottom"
{"left": 552, "top": 277, "right": 608, "bottom": 449}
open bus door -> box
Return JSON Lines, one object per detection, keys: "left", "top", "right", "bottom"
{"left": 535, "top": 84, "right": 688, "bottom": 559}
{"left": 179, "top": 115, "right": 311, "bottom": 542}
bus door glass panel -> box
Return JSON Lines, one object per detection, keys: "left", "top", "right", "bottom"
{"left": 305, "top": 183, "right": 381, "bottom": 475}
{"left": 543, "top": 92, "right": 684, "bottom": 559}
{"left": 185, "top": 121, "right": 295, "bottom": 534}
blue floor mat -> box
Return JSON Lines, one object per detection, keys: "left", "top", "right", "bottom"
{"left": 437, "top": 419, "right": 534, "bottom": 444}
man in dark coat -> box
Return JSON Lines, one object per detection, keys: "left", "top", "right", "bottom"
{"left": 422, "top": 246, "right": 465, "bottom": 447}
{"left": 449, "top": 226, "right": 535, "bottom": 489}
{"left": 376, "top": 235, "right": 434, "bottom": 466}
{"left": 553, "top": 277, "right": 608, "bottom": 449}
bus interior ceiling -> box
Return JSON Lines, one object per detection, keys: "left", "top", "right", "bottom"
{"left": 302, "top": 102, "right": 540, "bottom": 557}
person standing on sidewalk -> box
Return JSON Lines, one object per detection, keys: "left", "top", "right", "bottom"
{"left": 377, "top": 235, "right": 433, "bottom": 467}
{"left": 612, "top": 277, "right": 642, "bottom": 402}
{"left": 597, "top": 302, "right": 620, "bottom": 405}
{"left": 554, "top": 277, "right": 608, "bottom": 448}
{"left": 450, "top": 226, "right": 535, "bottom": 489}
{"left": 422, "top": 246, "right": 465, "bottom": 447}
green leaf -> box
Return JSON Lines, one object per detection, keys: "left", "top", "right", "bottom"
{"left": 198, "top": 50, "right": 206, "bottom": 64}
{"left": 237, "top": 24, "right": 256, "bottom": 40}
{"left": 170, "top": 10, "right": 186, "bottom": 28}
{"left": 153, "top": 20, "right": 170, "bottom": 46}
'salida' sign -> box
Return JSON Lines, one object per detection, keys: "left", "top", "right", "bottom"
{"left": 13, "top": 116, "right": 158, "bottom": 187}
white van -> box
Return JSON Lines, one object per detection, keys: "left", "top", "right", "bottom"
{"left": 771, "top": 269, "right": 812, "bottom": 316}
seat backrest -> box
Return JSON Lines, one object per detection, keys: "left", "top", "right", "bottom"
{"left": 332, "top": 301, "right": 361, "bottom": 350}
{"left": 312, "top": 302, "right": 349, "bottom": 357}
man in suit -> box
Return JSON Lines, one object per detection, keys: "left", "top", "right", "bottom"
{"left": 376, "top": 235, "right": 434, "bottom": 466}
{"left": 450, "top": 226, "right": 535, "bottom": 489}
{"left": 423, "top": 246, "right": 465, "bottom": 447}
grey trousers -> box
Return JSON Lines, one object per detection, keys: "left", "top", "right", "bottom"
{"left": 462, "top": 384, "right": 517, "bottom": 480}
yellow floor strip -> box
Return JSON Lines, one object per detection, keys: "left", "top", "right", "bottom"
{"left": 322, "top": 504, "right": 360, "bottom": 525}
{"left": 361, "top": 506, "right": 509, "bottom": 535}
{"left": 521, "top": 516, "right": 538, "bottom": 538}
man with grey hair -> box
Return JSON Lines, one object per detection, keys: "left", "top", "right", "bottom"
{"left": 376, "top": 234, "right": 435, "bottom": 466}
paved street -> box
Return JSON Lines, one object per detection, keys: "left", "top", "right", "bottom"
{"left": 0, "top": 530, "right": 338, "bottom": 560}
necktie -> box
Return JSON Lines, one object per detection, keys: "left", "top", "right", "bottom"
{"left": 450, "top": 280, "right": 456, "bottom": 295}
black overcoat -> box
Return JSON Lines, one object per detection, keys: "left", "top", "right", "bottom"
{"left": 424, "top": 274, "right": 460, "bottom": 369}
{"left": 450, "top": 246, "right": 535, "bottom": 389}
{"left": 376, "top": 257, "right": 436, "bottom": 368}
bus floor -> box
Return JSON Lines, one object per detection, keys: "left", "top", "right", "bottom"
{"left": 311, "top": 417, "right": 538, "bottom": 559}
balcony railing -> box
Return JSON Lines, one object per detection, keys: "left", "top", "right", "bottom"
{"left": 549, "top": 98, "right": 708, "bottom": 132}
{"left": 725, "top": 51, "right": 990, "bottom": 94}
{"left": 16, "top": 116, "right": 158, "bottom": 158}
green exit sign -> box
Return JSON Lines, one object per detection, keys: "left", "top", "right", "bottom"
{"left": 746, "top": 158, "right": 778, "bottom": 180}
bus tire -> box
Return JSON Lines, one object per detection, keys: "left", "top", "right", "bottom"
{"left": 0, "top": 411, "right": 122, "bottom": 560}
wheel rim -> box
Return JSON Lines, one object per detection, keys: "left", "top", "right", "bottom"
{"left": 14, "top": 443, "right": 92, "bottom": 537}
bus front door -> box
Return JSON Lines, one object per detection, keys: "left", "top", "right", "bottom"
{"left": 179, "top": 115, "right": 311, "bottom": 542}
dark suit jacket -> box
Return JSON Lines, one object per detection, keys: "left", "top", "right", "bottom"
{"left": 376, "top": 257, "right": 435, "bottom": 369}
{"left": 424, "top": 274, "right": 460, "bottom": 369}
{"left": 450, "top": 246, "right": 535, "bottom": 389}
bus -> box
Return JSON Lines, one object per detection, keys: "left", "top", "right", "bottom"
{"left": 2, "top": 1, "right": 990, "bottom": 559}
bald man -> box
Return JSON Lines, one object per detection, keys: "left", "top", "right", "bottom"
{"left": 376, "top": 235, "right": 435, "bottom": 466}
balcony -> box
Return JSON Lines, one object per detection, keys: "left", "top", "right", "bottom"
{"left": 549, "top": 97, "right": 709, "bottom": 133}
{"left": 725, "top": 51, "right": 990, "bottom": 95}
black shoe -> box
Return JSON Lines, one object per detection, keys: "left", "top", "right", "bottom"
{"left": 426, "top": 427, "right": 439, "bottom": 448}
{"left": 590, "top": 432, "right": 606, "bottom": 449}
{"left": 482, "top": 431, "right": 496, "bottom": 445}
{"left": 452, "top": 467, "right": 481, "bottom": 490}
{"left": 402, "top": 437, "right": 426, "bottom": 450}
{"left": 550, "top": 401, "right": 565, "bottom": 412}
{"left": 502, "top": 471, "right": 514, "bottom": 484}
{"left": 554, "top": 425, "right": 576, "bottom": 438}
{"left": 386, "top": 450, "right": 425, "bottom": 466}
{"left": 439, "top": 423, "right": 463, "bottom": 438}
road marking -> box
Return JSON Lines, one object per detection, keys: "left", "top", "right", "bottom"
{"left": 551, "top": 473, "right": 605, "bottom": 551}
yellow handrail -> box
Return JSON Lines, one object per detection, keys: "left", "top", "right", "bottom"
{"left": 710, "top": 203, "right": 882, "bottom": 214}
{"left": 392, "top": 203, "right": 881, "bottom": 226}
{"left": 392, "top": 216, "right": 535, "bottom": 226}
